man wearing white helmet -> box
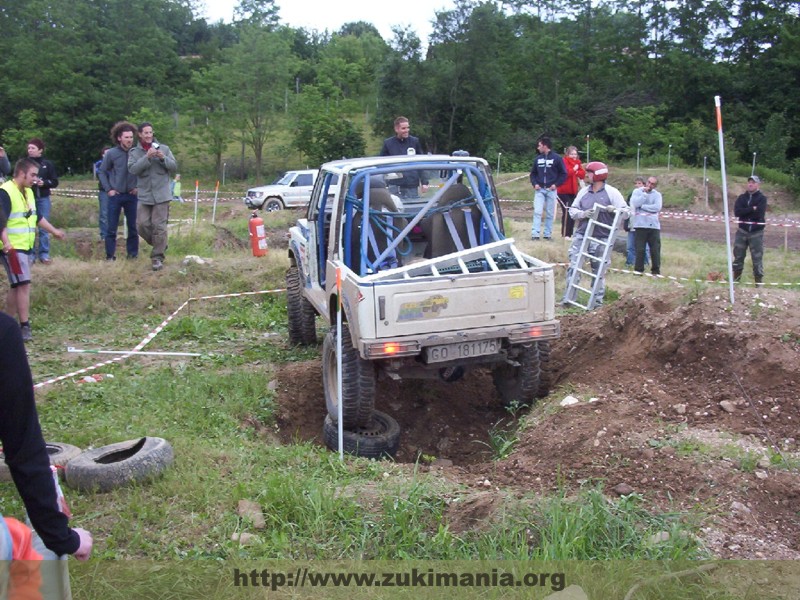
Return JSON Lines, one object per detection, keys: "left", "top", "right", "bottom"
{"left": 562, "top": 161, "right": 629, "bottom": 307}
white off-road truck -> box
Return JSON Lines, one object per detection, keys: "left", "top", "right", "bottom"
{"left": 286, "top": 154, "right": 560, "bottom": 458}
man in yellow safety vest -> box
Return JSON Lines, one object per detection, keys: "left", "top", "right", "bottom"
{"left": 0, "top": 158, "right": 66, "bottom": 341}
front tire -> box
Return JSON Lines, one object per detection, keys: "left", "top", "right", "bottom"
{"left": 323, "top": 323, "right": 375, "bottom": 428}
{"left": 286, "top": 265, "right": 317, "bottom": 345}
{"left": 264, "top": 197, "right": 284, "bottom": 212}
{"left": 492, "top": 341, "right": 550, "bottom": 407}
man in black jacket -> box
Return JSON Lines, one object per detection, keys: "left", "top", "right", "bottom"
{"left": 380, "top": 116, "right": 428, "bottom": 199}
{"left": 733, "top": 175, "right": 768, "bottom": 284}
{"left": 25, "top": 138, "right": 59, "bottom": 264}
{"left": 529, "top": 135, "right": 567, "bottom": 240}
{"left": 98, "top": 121, "right": 139, "bottom": 261}
{"left": 0, "top": 311, "right": 93, "bottom": 559}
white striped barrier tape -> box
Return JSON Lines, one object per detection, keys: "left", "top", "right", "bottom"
{"left": 550, "top": 260, "right": 800, "bottom": 287}
{"left": 34, "top": 288, "right": 286, "bottom": 389}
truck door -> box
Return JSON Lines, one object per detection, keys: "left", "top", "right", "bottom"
{"left": 286, "top": 172, "right": 315, "bottom": 208}
{"left": 306, "top": 172, "right": 339, "bottom": 287}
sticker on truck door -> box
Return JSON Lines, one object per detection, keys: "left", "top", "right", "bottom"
{"left": 397, "top": 295, "right": 449, "bottom": 321}
{"left": 509, "top": 285, "right": 525, "bottom": 299}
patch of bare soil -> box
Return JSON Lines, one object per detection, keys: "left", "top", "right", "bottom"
{"left": 271, "top": 289, "right": 800, "bottom": 559}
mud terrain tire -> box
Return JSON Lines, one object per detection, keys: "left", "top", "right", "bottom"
{"left": 286, "top": 265, "right": 317, "bottom": 345}
{"left": 0, "top": 442, "right": 83, "bottom": 482}
{"left": 64, "top": 437, "right": 174, "bottom": 493}
{"left": 492, "top": 341, "right": 549, "bottom": 407}
{"left": 323, "top": 323, "right": 376, "bottom": 428}
{"left": 264, "top": 197, "right": 284, "bottom": 212}
{"left": 323, "top": 410, "right": 400, "bottom": 459}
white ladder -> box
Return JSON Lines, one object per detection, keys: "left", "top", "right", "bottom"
{"left": 563, "top": 204, "right": 623, "bottom": 310}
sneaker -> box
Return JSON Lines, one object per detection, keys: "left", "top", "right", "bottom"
{"left": 127, "top": 254, "right": 138, "bottom": 260}
{"left": 106, "top": 256, "right": 116, "bottom": 262}
{"left": 152, "top": 259, "right": 163, "bottom": 271}
{"left": 20, "top": 324, "right": 32, "bottom": 342}
{"left": 543, "top": 237, "right": 552, "bottom": 241}
{"left": 40, "top": 258, "right": 53, "bottom": 265}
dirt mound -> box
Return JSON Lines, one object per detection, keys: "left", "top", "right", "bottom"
{"left": 271, "top": 289, "right": 800, "bottom": 558}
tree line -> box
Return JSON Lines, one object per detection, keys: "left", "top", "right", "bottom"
{"left": 0, "top": 0, "right": 797, "bottom": 183}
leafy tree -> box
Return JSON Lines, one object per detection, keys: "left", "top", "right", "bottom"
{"left": 292, "top": 86, "right": 365, "bottom": 165}
{"left": 206, "top": 27, "right": 297, "bottom": 181}
{"left": 234, "top": 0, "right": 279, "bottom": 28}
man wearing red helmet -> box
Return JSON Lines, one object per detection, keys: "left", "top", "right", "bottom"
{"left": 562, "top": 161, "right": 629, "bottom": 307}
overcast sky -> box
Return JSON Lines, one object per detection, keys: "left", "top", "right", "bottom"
{"left": 202, "top": 0, "right": 456, "bottom": 44}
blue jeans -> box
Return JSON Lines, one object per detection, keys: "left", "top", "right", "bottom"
{"left": 105, "top": 193, "right": 139, "bottom": 259}
{"left": 35, "top": 195, "right": 51, "bottom": 260}
{"left": 532, "top": 188, "right": 556, "bottom": 238}
{"left": 98, "top": 189, "right": 109, "bottom": 241}
{"left": 626, "top": 230, "right": 649, "bottom": 266}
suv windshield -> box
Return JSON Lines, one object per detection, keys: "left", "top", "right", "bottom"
{"left": 275, "top": 172, "right": 294, "bottom": 185}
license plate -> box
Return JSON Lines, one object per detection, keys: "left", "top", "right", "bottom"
{"left": 425, "top": 339, "right": 501, "bottom": 363}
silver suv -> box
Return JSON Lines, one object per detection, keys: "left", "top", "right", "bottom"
{"left": 244, "top": 169, "right": 318, "bottom": 211}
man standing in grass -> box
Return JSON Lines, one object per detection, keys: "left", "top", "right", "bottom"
{"left": 99, "top": 122, "right": 139, "bottom": 261}
{"left": 128, "top": 122, "right": 178, "bottom": 272}
{"left": 0, "top": 158, "right": 66, "bottom": 341}
{"left": 529, "top": 136, "right": 566, "bottom": 241}
{"left": 733, "top": 175, "right": 767, "bottom": 284}
{"left": 630, "top": 176, "right": 662, "bottom": 276}
{"left": 25, "top": 138, "right": 59, "bottom": 265}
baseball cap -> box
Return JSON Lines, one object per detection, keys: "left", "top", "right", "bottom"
{"left": 748, "top": 175, "right": 761, "bottom": 183}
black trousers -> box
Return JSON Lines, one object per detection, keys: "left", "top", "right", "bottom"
{"left": 634, "top": 228, "right": 661, "bottom": 275}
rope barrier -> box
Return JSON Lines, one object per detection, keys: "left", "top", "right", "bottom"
{"left": 33, "top": 288, "right": 286, "bottom": 389}
{"left": 56, "top": 188, "right": 243, "bottom": 202}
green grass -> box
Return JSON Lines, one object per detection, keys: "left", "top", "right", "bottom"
{"left": 3, "top": 182, "right": 799, "bottom": 595}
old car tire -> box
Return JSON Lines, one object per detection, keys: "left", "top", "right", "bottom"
{"left": 323, "top": 411, "right": 400, "bottom": 459}
{"left": 264, "top": 197, "right": 284, "bottom": 212}
{"left": 492, "top": 342, "right": 545, "bottom": 407}
{"left": 64, "top": 437, "right": 174, "bottom": 493}
{"left": 286, "top": 265, "right": 317, "bottom": 345}
{"left": 323, "top": 323, "right": 375, "bottom": 429}
{"left": 0, "top": 442, "right": 83, "bottom": 482}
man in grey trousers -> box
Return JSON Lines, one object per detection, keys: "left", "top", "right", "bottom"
{"left": 128, "top": 122, "right": 178, "bottom": 271}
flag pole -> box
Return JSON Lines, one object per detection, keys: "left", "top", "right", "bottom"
{"left": 715, "top": 96, "right": 735, "bottom": 305}
{"left": 193, "top": 180, "right": 199, "bottom": 225}
{"left": 336, "top": 266, "right": 344, "bottom": 460}
{"left": 212, "top": 180, "right": 220, "bottom": 225}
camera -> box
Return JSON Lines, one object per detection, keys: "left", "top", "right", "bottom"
{"left": 152, "top": 142, "right": 160, "bottom": 150}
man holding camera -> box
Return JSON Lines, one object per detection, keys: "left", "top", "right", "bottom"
{"left": 128, "top": 122, "right": 177, "bottom": 272}
{"left": 0, "top": 159, "right": 66, "bottom": 341}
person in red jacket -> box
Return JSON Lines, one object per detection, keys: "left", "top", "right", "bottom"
{"left": 556, "top": 146, "right": 585, "bottom": 238}
{"left": 1, "top": 515, "right": 43, "bottom": 598}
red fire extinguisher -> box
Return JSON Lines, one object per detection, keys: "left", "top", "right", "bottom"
{"left": 249, "top": 212, "right": 268, "bottom": 257}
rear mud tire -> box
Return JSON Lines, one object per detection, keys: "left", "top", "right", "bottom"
{"left": 492, "top": 342, "right": 548, "bottom": 407}
{"left": 322, "top": 323, "right": 375, "bottom": 429}
{"left": 286, "top": 265, "right": 317, "bottom": 345}
{"left": 323, "top": 410, "right": 400, "bottom": 459}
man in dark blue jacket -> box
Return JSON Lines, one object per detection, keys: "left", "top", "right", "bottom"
{"left": 529, "top": 136, "right": 567, "bottom": 240}
{"left": 733, "top": 175, "right": 768, "bottom": 284}
{"left": 380, "top": 116, "right": 428, "bottom": 199}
